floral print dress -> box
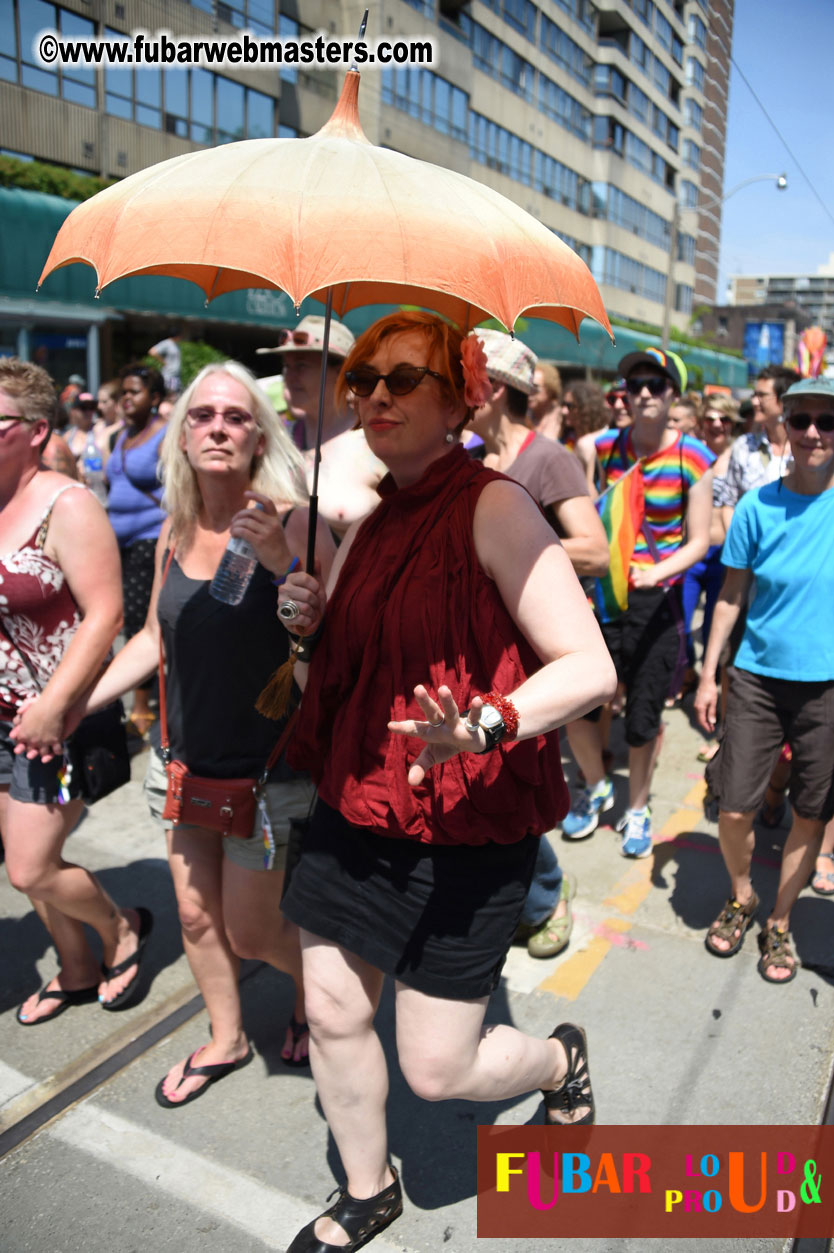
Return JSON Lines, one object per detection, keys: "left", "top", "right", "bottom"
{"left": 0, "top": 484, "right": 86, "bottom": 720}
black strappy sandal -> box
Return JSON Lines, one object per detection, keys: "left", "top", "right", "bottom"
{"left": 541, "top": 1023, "right": 595, "bottom": 1126}
{"left": 287, "top": 1166, "right": 402, "bottom": 1253}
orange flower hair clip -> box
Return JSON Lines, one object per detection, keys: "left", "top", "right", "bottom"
{"left": 461, "top": 334, "right": 492, "bottom": 409}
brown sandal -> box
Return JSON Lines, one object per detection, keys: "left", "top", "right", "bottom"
{"left": 705, "top": 893, "right": 759, "bottom": 958}
{"left": 757, "top": 925, "right": 798, "bottom": 984}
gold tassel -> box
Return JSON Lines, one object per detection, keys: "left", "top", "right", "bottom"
{"left": 255, "top": 647, "right": 298, "bottom": 720}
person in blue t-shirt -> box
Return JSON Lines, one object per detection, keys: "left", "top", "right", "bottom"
{"left": 695, "top": 376, "right": 834, "bottom": 985}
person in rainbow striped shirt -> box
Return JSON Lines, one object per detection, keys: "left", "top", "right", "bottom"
{"left": 562, "top": 348, "right": 715, "bottom": 858}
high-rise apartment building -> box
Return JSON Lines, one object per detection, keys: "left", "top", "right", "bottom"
{"left": 0, "top": 0, "right": 733, "bottom": 373}
{"left": 729, "top": 255, "right": 834, "bottom": 343}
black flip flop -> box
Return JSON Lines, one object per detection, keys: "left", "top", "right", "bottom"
{"left": 154, "top": 1045, "right": 254, "bottom": 1108}
{"left": 100, "top": 907, "right": 154, "bottom": 1011}
{"left": 16, "top": 982, "right": 99, "bottom": 1026}
{"left": 281, "top": 1015, "right": 311, "bottom": 1069}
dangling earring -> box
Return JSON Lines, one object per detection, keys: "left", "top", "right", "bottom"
{"left": 444, "top": 431, "right": 455, "bottom": 444}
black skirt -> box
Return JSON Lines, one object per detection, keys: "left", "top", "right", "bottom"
{"left": 282, "top": 798, "right": 539, "bottom": 1000}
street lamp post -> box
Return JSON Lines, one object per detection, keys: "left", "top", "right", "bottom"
{"left": 660, "top": 173, "right": 788, "bottom": 350}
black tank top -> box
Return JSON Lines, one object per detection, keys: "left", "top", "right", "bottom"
{"left": 155, "top": 554, "right": 300, "bottom": 780}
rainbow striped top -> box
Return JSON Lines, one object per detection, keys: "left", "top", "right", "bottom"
{"left": 594, "top": 428, "right": 714, "bottom": 579}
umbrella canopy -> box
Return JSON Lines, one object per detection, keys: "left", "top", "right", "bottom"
{"left": 39, "top": 71, "right": 611, "bottom": 341}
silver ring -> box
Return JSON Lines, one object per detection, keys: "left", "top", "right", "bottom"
{"left": 427, "top": 716, "right": 444, "bottom": 728}
{"left": 463, "top": 715, "right": 480, "bottom": 733}
{"left": 278, "top": 599, "right": 301, "bottom": 622}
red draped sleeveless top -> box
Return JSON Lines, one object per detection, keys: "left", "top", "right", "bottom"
{"left": 287, "top": 446, "right": 568, "bottom": 846}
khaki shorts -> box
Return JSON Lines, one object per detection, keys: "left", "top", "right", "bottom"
{"left": 144, "top": 748, "right": 316, "bottom": 872}
{"left": 706, "top": 667, "right": 834, "bottom": 822}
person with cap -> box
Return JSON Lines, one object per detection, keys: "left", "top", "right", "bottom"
{"left": 695, "top": 376, "right": 834, "bottom": 983}
{"left": 527, "top": 360, "right": 563, "bottom": 441}
{"left": 562, "top": 347, "right": 714, "bottom": 856}
{"left": 260, "top": 315, "right": 386, "bottom": 540}
{"left": 470, "top": 329, "right": 608, "bottom": 958}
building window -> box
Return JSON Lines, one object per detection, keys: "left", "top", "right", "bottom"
{"left": 471, "top": 21, "right": 535, "bottom": 101}
{"left": 675, "top": 283, "right": 693, "bottom": 314}
{"left": 654, "top": 8, "right": 672, "bottom": 54}
{"left": 539, "top": 75, "right": 592, "bottom": 140}
{"left": 594, "top": 65, "right": 626, "bottom": 105}
{"left": 382, "top": 68, "right": 468, "bottom": 142}
{"left": 533, "top": 150, "right": 588, "bottom": 211}
{"left": 164, "top": 69, "right": 188, "bottom": 138}
{"left": 11, "top": 1, "right": 97, "bottom": 107}
{"left": 683, "top": 138, "right": 700, "bottom": 170}
{"left": 688, "top": 13, "right": 707, "bottom": 50}
{"left": 591, "top": 246, "right": 667, "bottom": 304}
{"left": 541, "top": 15, "right": 591, "bottom": 87}
{"left": 686, "top": 57, "right": 705, "bottom": 91}
{"left": 559, "top": 232, "right": 593, "bottom": 267}
{"left": 208, "top": 0, "right": 276, "bottom": 34}
{"left": 630, "top": 33, "right": 649, "bottom": 72}
{"left": 551, "top": 0, "right": 596, "bottom": 34}
{"left": 677, "top": 233, "right": 696, "bottom": 264}
{"left": 593, "top": 116, "right": 624, "bottom": 156}
{"left": 104, "top": 51, "right": 277, "bottom": 145}
{"left": 594, "top": 182, "right": 672, "bottom": 250}
{"left": 684, "top": 97, "right": 703, "bottom": 130}
{"left": 502, "top": 0, "right": 536, "bottom": 41}
{"left": 628, "top": 83, "right": 651, "bottom": 126}
{"left": 679, "top": 179, "right": 699, "bottom": 207}
{"left": 279, "top": 15, "right": 299, "bottom": 83}
{"left": 216, "top": 75, "right": 245, "bottom": 144}
{"left": 470, "top": 113, "right": 534, "bottom": 186}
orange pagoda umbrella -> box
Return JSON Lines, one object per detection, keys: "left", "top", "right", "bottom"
{"left": 39, "top": 69, "right": 612, "bottom": 565}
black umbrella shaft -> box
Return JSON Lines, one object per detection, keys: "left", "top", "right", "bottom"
{"left": 306, "top": 287, "right": 334, "bottom": 573}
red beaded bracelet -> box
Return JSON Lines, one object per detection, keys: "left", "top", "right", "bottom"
{"left": 483, "top": 690, "right": 520, "bottom": 740}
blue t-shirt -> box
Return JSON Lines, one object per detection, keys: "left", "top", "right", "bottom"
{"left": 723, "top": 480, "right": 834, "bottom": 681}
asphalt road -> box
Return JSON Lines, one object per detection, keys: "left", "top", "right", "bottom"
{"left": 1, "top": 704, "right": 833, "bottom": 1253}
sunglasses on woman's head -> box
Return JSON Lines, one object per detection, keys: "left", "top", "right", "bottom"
{"left": 625, "top": 375, "right": 669, "bottom": 396}
{"left": 345, "top": 365, "right": 446, "bottom": 398}
{"left": 786, "top": 412, "right": 834, "bottom": 433}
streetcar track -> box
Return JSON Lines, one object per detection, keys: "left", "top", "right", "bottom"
{"left": 0, "top": 964, "right": 263, "bottom": 1160}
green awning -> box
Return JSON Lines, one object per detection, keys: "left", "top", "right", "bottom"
{"left": 1, "top": 186, "right": 297, "bottom": 327}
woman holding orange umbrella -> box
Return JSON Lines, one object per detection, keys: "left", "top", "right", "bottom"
{"left": 277, "top": 312, "right": 616, "bottom": 1252}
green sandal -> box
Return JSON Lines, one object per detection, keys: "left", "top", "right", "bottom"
{"left": 527, "top": 875, "right": 576, "bottom": 959}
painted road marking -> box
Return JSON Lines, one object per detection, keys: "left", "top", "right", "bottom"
{"left": 537, "top": 792, "right": 708, "bottom": 1001}
{"left": 48, "top": 1101, "right": 415, "bottom": 1253}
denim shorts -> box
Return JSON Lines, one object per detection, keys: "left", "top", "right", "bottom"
{"left": 144, "top": 747, "right": 316, "bottom": 872}
{"left": 0, "top": 720, "right": 82, "bottom": 805}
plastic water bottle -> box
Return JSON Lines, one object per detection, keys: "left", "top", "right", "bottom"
{"left": 82, "top": 430, "right": 107, "bottom": 505}
{"left": 209, "top": 503, "right": 264, "bottom": 606}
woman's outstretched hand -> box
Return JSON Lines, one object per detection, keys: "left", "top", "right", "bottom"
{"left": 388, "top": 685, "right": 486, "bottom": 787}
